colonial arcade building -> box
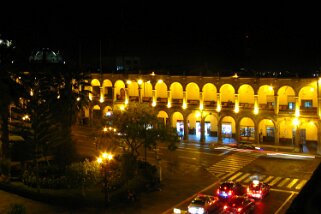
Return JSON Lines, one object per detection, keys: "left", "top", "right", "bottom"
{"left": 82, "top": 72, "right": 321, "bottom": 154}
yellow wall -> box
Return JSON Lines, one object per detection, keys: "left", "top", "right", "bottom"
{"left": 170, "top": 82, "right": 183, "bottom": 99}
{"left": 202, "top": 83, "right": 217, "bottom": 101}
{"left": 239, "top": 84, "right": 254, "bottom": 103}
{"left": 220, "top": 84, "right": 235, "bottom": 102}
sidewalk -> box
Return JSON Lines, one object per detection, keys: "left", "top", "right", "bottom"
{"left": 181, "top": 135, "right": 318, "bottom": 155}
{"left": 0, "top": 189, "right": 72, "bottom": 214}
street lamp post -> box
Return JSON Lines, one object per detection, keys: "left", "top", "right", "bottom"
{"left": 97, "top": 152, "right": 113, "bottom": 206}
{"left": 138, "top": 79, "right": 143, "bottom": 103}
{"left": 200, "top": 113, "right": 206, "bottom": 144}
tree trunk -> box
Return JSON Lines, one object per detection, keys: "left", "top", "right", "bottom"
{"left": 0, "top": 105, "right": 11, "bottom": 179}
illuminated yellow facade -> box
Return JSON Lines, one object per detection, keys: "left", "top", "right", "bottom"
{"left": 82, "top": 73, "right": 321, "bottom": 154}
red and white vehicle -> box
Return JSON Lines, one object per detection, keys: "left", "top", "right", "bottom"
{"left": 246, "top": 180, "right": 270, "bottom": 200}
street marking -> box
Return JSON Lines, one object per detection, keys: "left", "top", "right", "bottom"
{"left": 295, "top": 179, "right": 307, "bottom": 190}
{"left": 275, "top": 192, "right": 296, "bottom": 214}
{"left": 178, "top": 156, "right": 196, "bottom": 160}
{"left": 228, "top": 172, "right": 243, "bottom": 181}
{"left": 244, "top": 176, "right": 253, "bottom": 183}
{"left": 236, "top": 173, "right": 251, "bottom": 182}
{"left": 263, "top": 176, "right": 274, "bottom": 183}
{"left": 277, "top": 178, "right": 291, "bottom": 188}
{"left": 287, "top": 178, "right": 299, "bottom": 189}
{"left": 220, "top": 172, "right": 235, "bottom": 180}
{"left": 269, "top": 177, "right": 282, "bottom": 186}
{"left": 218, "top": 150, "right": 232, "bottom": 156}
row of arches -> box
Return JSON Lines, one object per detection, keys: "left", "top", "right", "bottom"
{"left": 88, "top": 78, "right": 318, "bottom": 109}
{"left": 86, "top": 104, "right": 318, "bottom": 144}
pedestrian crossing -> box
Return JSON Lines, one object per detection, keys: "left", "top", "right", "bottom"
{"left": 216, "top": 171, "right": 308, "bottom": 191}
{"left": 207, "top": 152, "right": 262, "bottom": 178}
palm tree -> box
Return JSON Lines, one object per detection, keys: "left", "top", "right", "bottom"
{"left": 0, "top": 38, "right": 28, "bottom": 179}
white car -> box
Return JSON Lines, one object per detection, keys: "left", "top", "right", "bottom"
{"left": 187, "top": 193, "right": 220, "bottom": 214}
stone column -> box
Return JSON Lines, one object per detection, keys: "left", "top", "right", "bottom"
{"left": 167, "top": 90, "right": 171, "bottom": 108}
{"left": 295, "top": 96, "right": 300, "bottom": 117}
{"left": 255, "top": 121, "right": 259, "bottom": 144}
{"left": 216, "top": 93, "right": 221, "bottom": 112}
{"left": 274, "top": 95, "right": 279, "bottom": 115}
{"left": 254, "top": 94, "right": 259, "bottom": 114}
{"left": 234, "top": 94, "right": 239, "bottom": 113}
{"left": 200, "top": 91, "right": 204, "bottom": 109}
{"left": 183, "top": 117, "right": 189, "bottom": 141}
{"left": 274, "top": 125, "right": 279, "bottom": 145}
{"left": 183, "top": 90, "right": 187, "bottom": 109}
{"left": 112, "top": 87, "right": 116, "bottom": 102}
{"left": 217, "top": 122, "right": 222, "bottom": 143}
{"left": 152, "top": 89, "right": 157, "bottom": 106}
{"left": 138, "top": 85, "right": 142, "bottom": 103}
{"left": 200, "top": 113, "right": 205, "bottom": 144}
{"left": 235, "top": 122, "right": 240, "bottom": 143}
{"left": 125, "top": 87, "right": 129, "bottom": 104}
{"left": 100, "top": 86, "right": 104, "bottom": 103}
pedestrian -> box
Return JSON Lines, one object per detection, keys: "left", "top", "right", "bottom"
{"left": 300, "top": 142, "right": 303, "bottom": 152}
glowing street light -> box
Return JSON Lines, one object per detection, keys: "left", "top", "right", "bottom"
{"left": 97, "top": 152, "right": 114, "bottom": 206}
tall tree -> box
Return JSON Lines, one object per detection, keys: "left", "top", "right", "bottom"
{"left": 110, "top": 102, "right": 179, "bottom": 158}
{"left": 0, "top": 36, "right": 26, "bottom": 178}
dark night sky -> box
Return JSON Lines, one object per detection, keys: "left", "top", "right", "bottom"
{"left": 1, "top": 1, "right": 321, "bottom": 74}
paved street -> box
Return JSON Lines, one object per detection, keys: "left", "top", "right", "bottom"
{"left": 0, "top": 126, "right": 320, "bottom": 214}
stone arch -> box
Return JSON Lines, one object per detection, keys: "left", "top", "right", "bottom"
{"left": 91, "top": 79, "right": 101, "bottom": 99}
{"left": 300, "top": 120, "right": 318, "bottom": 142}
{"left": 91, "top": 79, "right": 101, "bottom": 86}
{"left": 102, "top": 106, "right": 113, "bottom": 118}
{"left": 299, "top": 85, "right": 318, "bottom": 108}
{"left": 186, "top": 82, "right": 200, "bottom": 100}
{"left": 93, "top": 104, "right": 101, "bottom": 120}
{"left": 258, "top": 119, "right": 276, "bottom": 144}
{"left": 102, "top": 79, "right": 113, "bottom": 99}
{"left": 239, "top": 117, "right": 255, "bottom": 141}
{"left": 205, "top": 113, "right": 218, "bottom": 136}
{"left": 258, "top": 85, "right": 275, "bottom": 105}
{"left": 220, "top": 116, "right": 236, "bottom": 139}
{"left": 220, "top": 84, "right": 235, "bottom": 103}
{"left": 202, "top": 83, "right": 217, "bottom": 102}
{"left": 277, "top": 85, "right": 296, "bottom": 106}
{"left": 141, "top": 81, "right": 153, "bottom": 98}
{"left": 170, "top": 82, "right": 183, "bottom": 99}
{"left": 155, "top": 80, "right": 168, "bottom": 98}
{"left": 171, "top": 111, "right": 185, "bottom": 136}
{"left": 127, "top": 81, "right": 139, "bottom": 97}
{"left": 114, "top": 80, "right": 126, "bottom": 101}
{"left": 238, "top": 84, "right": 254, "bottom": 104}
{"left": 157, "top": 110, "right": 169, "bottom": 127}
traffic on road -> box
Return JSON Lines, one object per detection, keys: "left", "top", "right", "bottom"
{"left": 173, "top": 179, "right": 272, "bottom": 214}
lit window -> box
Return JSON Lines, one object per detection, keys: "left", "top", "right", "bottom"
{"left": 288, "top": 102, "right": 295, "bottom": 110}
{"left": 302, "top": 100, "right": 312, "bottom": 108}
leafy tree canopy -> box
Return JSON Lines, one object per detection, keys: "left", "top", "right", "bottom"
{"left": 109, "top": 103, "right": 178, "bottom": 157}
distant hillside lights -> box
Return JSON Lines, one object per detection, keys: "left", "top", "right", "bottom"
{"left": 0, "top": 38, "right": 13, "bottom": 47}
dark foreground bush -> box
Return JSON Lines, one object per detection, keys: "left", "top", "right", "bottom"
{"left": 6, "top": 203, "right": 26, "bottom": 214}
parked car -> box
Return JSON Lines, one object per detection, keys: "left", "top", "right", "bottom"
{"left": 222, "top": 195, "right": 256, "bottom": 214}
{"left": 216, "top": 181, "right": 245, "bottom": 200}
{"left": 246, "top": 180, "right": 270, "bottom": 200}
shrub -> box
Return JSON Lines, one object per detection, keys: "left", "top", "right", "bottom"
{"left": 6, "top": 203, "right": 26, "bottom": 214}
